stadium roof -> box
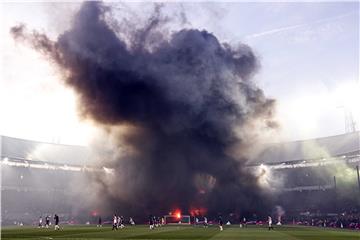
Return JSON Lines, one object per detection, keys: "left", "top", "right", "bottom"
{"left": 1, "top": 132, "right": 359, "bottom": 166}
{"left": 252, "top": 131, "right": 360, "bottom": 165}
{"left": 0, "top": 135, "right": 90, "bottom": 165}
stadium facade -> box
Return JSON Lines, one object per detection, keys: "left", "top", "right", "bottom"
{"left": 1, "top": 132, "right": 359, "bottom": 225}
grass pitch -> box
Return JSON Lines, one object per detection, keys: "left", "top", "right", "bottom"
{"left": 1, "top": 225, "right": 359, "bottom": 240}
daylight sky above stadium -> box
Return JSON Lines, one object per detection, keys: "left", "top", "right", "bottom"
{"left": 0, "top": 1, "right": 359, "bottom": 146}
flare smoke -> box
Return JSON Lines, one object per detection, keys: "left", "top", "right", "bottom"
{"left": 11, "top": 2, "right": 277, "bottom": 216}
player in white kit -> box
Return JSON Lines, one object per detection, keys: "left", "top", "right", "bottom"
{"left": 112, "top": 215, "right": 118, "bottom": 230}
{"left": 268, "top": 216, "right": 274, "bottom": 230}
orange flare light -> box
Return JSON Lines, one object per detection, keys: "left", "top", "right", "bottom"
{"left": 174, "top": 210, "right": 181, "bottom": 219}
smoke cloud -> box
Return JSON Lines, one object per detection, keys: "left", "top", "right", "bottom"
{"left": 11, "top": 2, "right": 277, "bottom": 217}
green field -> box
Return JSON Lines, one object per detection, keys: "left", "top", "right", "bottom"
{"left": 1, "top": 225, "right": 359, "bottom": 240}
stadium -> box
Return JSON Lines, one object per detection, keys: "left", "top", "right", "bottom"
{"left": 1, "top": 132, "right": 359, "bottom": 227}
{"left": 1, "top": 1, "right": 359, "bottom": 239}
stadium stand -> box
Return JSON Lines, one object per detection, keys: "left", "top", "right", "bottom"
{"left": 1, "top": 132, "right": 359, "bottom": 225}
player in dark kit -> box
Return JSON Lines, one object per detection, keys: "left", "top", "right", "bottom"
{"left": 242, "top": 217, "right": 247, "bottom": 228}
{"left": 54, "top": 214, "right": 59, "bottom": 230}
{"left": 45, "top": 216, "right": 50, "bottom": 228}
{"left": 97, "top": 216, "right": 102, "bottom": 227}
{"left": 218, "top": 215, "right": 223, "bottom": 231}
{"left": 149, "top": 215, "right": 154, "bottom": 230}
{"left": 153, "top": 215, "right": 157, "bottom": 228}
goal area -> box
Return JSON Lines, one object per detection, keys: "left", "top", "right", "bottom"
{"left": 164, "top": 215, "right": 191, "bottom": 225}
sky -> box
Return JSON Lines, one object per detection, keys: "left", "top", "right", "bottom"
{"left": 0, "top": 1, "right": 359, "bottom": 146}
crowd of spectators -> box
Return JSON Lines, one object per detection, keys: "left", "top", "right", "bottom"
{"left": 293, "top": 209, "right": 360, "bottom": 230}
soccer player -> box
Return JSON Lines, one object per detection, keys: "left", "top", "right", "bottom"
{"left": 112, "top": 214, "right": 118, "bottom": 230}
{"left": 149, "top": 215, "right": 154, "bottom": 230}
{"left": 155, "top": 216, "right": 160, "bottom": 227}
{"left": 45, "top": 216, "right": 50, "bottom": 228}
{"left": 119, "top": 216, "right": 125, "bottom": 229}
{"left": 116, "top": 215, "right": 121, "bottom": 229}
{"left": 129, "top": 217, "right": 135, "bottom": 225}
{"left": 97, "top": 216, "right": 102, "bottom": 227}
{"left": 54, "top": 214, "right": 60, "bottom": 230}
{"left": 218, "top": 215, "right": 223, "bottom": 231}
{"left": 153, "top": 215, "right": 158, "bottom": 227}
{"left": 38, "top": 216, "right": 43, "bottom": 228}
{"left": 268, "top": 216, "right": 274, "bottom": 230}
{"left": 204, "top": 217, "right": 208, "bottom": 228}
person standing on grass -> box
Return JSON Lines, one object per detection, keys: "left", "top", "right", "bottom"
{"left": 153, "top": 216, "right": 158, "bottom": 227}
{"left": 38, "top": 216, "right": 43, "bottom": 228}
{"left": 97, "top": 216, "right": 102, "bottom": 227}
{"left": 120, "top": 216, "right": 125, "bottom": 229}
{"left": 149, "top": 215, "right": 154, "bottom": 230}
{"left": 45, "top": 215, "right": 50, "bottom": 228}
{"left": 268, "top": 216, "right": 274, "bottom": 230}
{"left": 116, "top": 215, "right": 121, "bottom": 229}
{"left": 156, "top": 216, "right": 160, "bottom": 227}
{"left": 204, "top": 217, "right": 208, "bottom": 228}
{"left": 218, "top": 215, "right": 224, "bottom": 231}
{"left": 54, "top": 214, "right": 60, "bottom": 230}
{"left": 112, "top": 214, "right": 118, "bottom": 230}
{"left": 129, "top": 217, "right": 135, "bottom": 225}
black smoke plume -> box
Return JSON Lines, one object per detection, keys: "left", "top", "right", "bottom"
{"left": 11, "top": 2, "right": 277, "bottom": 217}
